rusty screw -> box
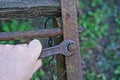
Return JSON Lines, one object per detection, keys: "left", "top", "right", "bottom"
{"left": 68, "top": 43, "right": 77, "bottom": 52}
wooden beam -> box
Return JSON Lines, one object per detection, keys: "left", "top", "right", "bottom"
{"left": 0, "top": 0, "right": 61, "bottom": 19}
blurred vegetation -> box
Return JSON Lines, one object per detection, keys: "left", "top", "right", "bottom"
{"left": 0, "top": 20, "right": 33, "bottom": 44}
{"left": 0, "top": 0, "right": 119, "bottom": 80}
{"left": 78, "top": 0, "right": 120, "bottom": 80}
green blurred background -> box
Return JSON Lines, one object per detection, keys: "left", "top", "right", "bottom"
{"left": 0, "top": 0, "right": 120, "bottom": 80}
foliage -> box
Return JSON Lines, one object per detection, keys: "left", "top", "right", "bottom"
{"left": 78, "top": 0, "right": 120, "bottom": 80}
{"left": 78, "top": 0, "right": 109, "bottom": 58}
{"left": 31, "top": 70, "right": 45, "bottom": 80}
{"left": 0, "top": 20, "right": 33, "bottom": 44}
{"left": 0, "top": 19, "right": 33, "bottom": 32}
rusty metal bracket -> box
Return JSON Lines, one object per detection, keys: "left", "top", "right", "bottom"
{"left": 60, "top": 0, "right": 83, "bottom": 79}
{"left": 39, "top": 39, "right": 77, "bottom": 58}
{"left": 0, "top": 27, "right": 83, "bottom": 41}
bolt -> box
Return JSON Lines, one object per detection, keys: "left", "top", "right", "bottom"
{"left": 68, "top": 43, "right": 77, "bottom": 52}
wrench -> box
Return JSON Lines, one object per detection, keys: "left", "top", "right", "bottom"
{"left": 39, "top": 39, "right": 77, "bottom": 58}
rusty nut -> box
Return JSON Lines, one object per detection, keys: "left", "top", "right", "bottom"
{"left": 68, "top": 43, "right": 77, "bottom": 52}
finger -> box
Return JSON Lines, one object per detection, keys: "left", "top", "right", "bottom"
{"left": 33, "top": 59, "right": 42, "bottom": 73}
{"left": 0, "top": 44, "right": 13, "bottom": 51}
{"left": 28, "top": 39, "right": 42, "bottom": 59}
{"left": 0, "top": 44, "right": 13, "bottom": 54}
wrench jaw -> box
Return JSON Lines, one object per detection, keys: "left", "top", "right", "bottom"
{"left": 39, "top": 39, "right": 77, "bottom": 58}
{"left": 61, "top": 39, "right": 77, "bottom": 56}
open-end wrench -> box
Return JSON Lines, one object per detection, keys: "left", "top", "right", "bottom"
{"left": 39, "top": 39, "right": 77, "bottom": 58}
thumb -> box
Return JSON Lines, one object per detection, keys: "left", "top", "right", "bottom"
{"left": 33, "top": 59, "right": 42, "bottom": 73}
{"left": 28, "top": 39, "right": 42, "bottom": 59}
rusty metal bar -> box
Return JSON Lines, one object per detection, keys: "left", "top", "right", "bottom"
{"left": 0, "top": 27, "right": 83, "bottom": 41}
{"left": 60, "top": 0, "right": 83, "bottom": 80}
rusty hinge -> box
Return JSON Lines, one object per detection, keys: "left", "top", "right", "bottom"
{"left": 39, "top": 39, "right": 77, "bottom": 58}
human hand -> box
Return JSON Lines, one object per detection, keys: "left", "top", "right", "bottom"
{"left": 0, "top": 39, "right": 42, "bottom": 80}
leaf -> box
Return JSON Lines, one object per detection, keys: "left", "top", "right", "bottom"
{"left": 1, "top": 22, "right": 10, "bottom": 32}
{"left": 10, "top": 19, "right": 18, "bottom": 31}
{"left": 38, "top": 70, "right": 45, "bottom": 77}
{"left": 18, "top": 21, "right": 28, "bottom": 31}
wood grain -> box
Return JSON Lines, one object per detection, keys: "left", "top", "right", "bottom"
{"left": 0, "top": 0, "right": 61, "bottom": 19}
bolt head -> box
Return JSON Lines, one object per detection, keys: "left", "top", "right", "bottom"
{"left": 68, "top": 43, "right": 77, "bottom": 52}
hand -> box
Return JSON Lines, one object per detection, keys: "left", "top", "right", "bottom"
{"left": 0, "top": 39, "right": 42, "bottom": 80}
